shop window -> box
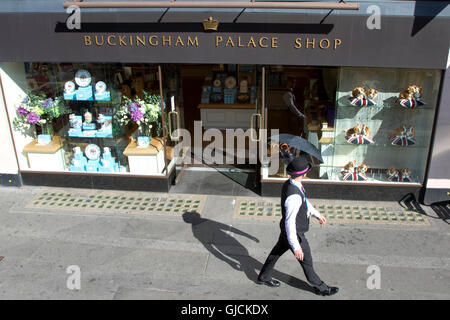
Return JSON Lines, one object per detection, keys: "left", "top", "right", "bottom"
{"left": 264, "top": 66, "right": 338, "bottom": 179}
{"left": 263, "top": 66, "right": 441, "bottom": 185}
{"left": 328, "top": 67, "right": 441, "bottom": 184}
{"left": 6, "top": 62, "right": 170, "bottom": 176}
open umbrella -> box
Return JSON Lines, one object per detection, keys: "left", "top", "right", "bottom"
{"left": 269, "top": 133, "right": 323, "bottom": 164}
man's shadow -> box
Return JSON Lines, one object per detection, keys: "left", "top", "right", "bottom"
{"left": 182, "top": 212, "right": 315, "bottom": 293}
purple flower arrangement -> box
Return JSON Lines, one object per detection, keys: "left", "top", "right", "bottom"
{"left": 128, "top": 102, "right": 144, "bottom": 122}
{"left": 26, "top": 112, "right": 40, "bottom": 124}
{"left": 115, "top": 92, "right": 162, "bottom": 137}
{"left": 41, "top": 98, "right": 54, "bottom": 109}
{"left": 12, "top": 92, "right": 70, "bottom": 135}
{"left": 17, "top": 105, "right": 28, "bottom": 115}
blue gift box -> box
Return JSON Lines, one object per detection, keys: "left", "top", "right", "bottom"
{"left": 76, "top": 86, "right": 94, "bottom": 101}
{"left": 64, "top": 92, "right": 76, "bottom": 100}
{"left": 69, "top": 156, "right": 87, "bottom": 172}
{"left": 86, "top": 159, "right": 100, "bottom": 172}
{"left": 94, "top": 91, "right": 111, "bottom": 101}
{"left": 224, "top": 88, "right": 236, "bottom": 104}
{"left": 69, "top": 165, "right": 85, "bottom": 172}
{"left": 137, "top": 136, "right": 151, "bottom": 148}
{"left": 95, "top": 131, "right": 112, "bottom": 138}
{"left": 95, "top": 116, "right": 113, "bottom": 138}
{"left": 68, "top": 128, "right": 83, "bottom": 137}
{"left": 73, "top": 153, "right": 87, "bottom": 164}
{"left": 98, "top": 156, "right": 117, "bottom": 173}
{"left": 37, "top": 134, "right": 52, "bottom": 145}
{"left": 82, "top": 123, "right": 97, "bottom": 131}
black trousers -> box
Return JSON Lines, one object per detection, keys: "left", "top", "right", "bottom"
{"left": 258, "top": 232, "right": 328, "bottom": 291}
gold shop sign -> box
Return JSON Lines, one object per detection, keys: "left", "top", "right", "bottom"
{"left": 83, "top": 34, "right": 342, "bottom": 50}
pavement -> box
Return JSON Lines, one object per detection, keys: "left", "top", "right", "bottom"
{"left": 0, "top": 183, "right": 449, "bottom": 300}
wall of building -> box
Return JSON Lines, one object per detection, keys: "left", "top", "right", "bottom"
{"left": 0, "top": 70, "right": 19, "bottom": 175}
{"left": 0, "top": 63, "right": 34, "bottom": 176}
{"left": 423, "top": 49, "right": 450, "bottom": 204}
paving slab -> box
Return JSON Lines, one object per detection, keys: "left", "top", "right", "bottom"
{"left": 0, "top": 185, "right": 449, "bottom": 300}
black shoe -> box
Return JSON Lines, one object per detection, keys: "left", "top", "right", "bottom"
{"left": 314, "top": 286, "right": 339, "bottom": 296}
{"left": 257, "top": 278, "right": 281, "bottom": 287}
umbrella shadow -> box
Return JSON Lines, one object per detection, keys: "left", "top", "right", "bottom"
{"left": 182, "top": 212, "right": 315, "bottom": 293}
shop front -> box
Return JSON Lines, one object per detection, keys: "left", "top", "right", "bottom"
{"left": 0, "top": 2, "right": 449, "bottom": 200}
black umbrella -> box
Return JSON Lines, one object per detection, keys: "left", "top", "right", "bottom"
{"left": 269, "top": 133, "right": 324, "bottom": 164}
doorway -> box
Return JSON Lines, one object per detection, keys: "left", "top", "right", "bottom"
{"left": 167, "top": 64, "right": 263, "bottom": 195}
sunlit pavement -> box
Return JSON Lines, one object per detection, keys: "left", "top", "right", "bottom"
{"left": 0, "top": 186, "right": 449, "bottom": 300}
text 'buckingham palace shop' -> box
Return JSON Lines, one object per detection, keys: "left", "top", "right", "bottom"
{"left": 0, "top": 1, "right": 449, "bottom": 203}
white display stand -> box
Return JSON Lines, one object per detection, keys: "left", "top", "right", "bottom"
{"left": 123, "top": 138, "right": 165, "bottom": 175}
{"left": 23, "top": 136, "right": 66, "bottom": 171}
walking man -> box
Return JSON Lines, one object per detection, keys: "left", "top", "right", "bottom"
{"left": 257, "top": 155, "right": 339, "bottom": 296}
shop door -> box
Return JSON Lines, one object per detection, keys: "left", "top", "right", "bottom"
{"left": 175, "top": 64, "right": 264, "bottom": 193}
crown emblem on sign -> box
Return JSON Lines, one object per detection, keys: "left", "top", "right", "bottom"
{"left": 203, "top": 17, "right": 219, "bottom": 31}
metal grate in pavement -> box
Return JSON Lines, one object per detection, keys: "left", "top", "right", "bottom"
{"left": 26, "top": 189, "right": 206, "bottom": 216}
{"left": 233, "top": 197, "right": 429, "bottom": 226}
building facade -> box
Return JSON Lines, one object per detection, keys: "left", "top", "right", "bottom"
{"left": 0, "top": 1, "right": 449, "bottom": 203}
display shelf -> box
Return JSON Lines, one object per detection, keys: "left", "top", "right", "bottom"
{"left": 332, "top": 142, "right": 428, "bottom": 149}
{"left": 336, "top": 104, "right": 434, "bottom": 110}
{"left": 323, "top": 167, "right": 420, "bottom": 184}
{"left": 198, "top": 103, "right": 256, "bottom": 109}
{"left": 123, "top": 138, "right": 165, "bottom": 175}
{"left": 23, "top": 136, "right": 66, "bottom": 171}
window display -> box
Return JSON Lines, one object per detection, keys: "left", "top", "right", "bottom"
{"left": 326, "top": 67, "right": 441, "bottom": 185}
{"left": 264, "top": 66, "right": 441, "bottom": 186}
{"left": 7, "top": 62, "right": 442, "bottom": 185}
{"left": 11, "top": 62, "right": 169, "bottom": 176}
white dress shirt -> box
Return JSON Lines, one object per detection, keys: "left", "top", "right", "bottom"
{"left": 285, "top": 179, "right": 321, "bottom": 251}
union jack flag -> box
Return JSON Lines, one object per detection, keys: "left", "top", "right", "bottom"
{"left": 390, "top": 135, "right": 415, "bottom": 146}
{"left": 400, "top": 175, "right": 411, "bottom": 182}
{"left": 387, "top": 174, "right": 399, "bottom": 182}
{"left": 387, "top": 173, "right": 411, "bottom": 182}
{"left": 349, "top": 97, "right": 377, "bottom": 107}
{"left": 398, "top": 98, "right": 424, "bottom": 108}
{"left": 342, "top": 171, "right": 367, "bottom": 181}
{"left": 346, "top": 134, "right": 375, "bottom": 145}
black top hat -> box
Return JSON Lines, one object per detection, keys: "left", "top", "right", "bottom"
{"left": 286, "top": 155, "right": 312, "bottom": 177}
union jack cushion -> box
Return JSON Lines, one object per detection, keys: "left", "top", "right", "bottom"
{"left": 341, "top": 171, "right": 368, "bottom": 181}
{"left": 399, "top": 175, "right": 411, "bottom": 182}
{"left": 346, "top": 134, "right": 375, "bottom": 145}
{"left": 398, "top": 98, "right": 424, "bottom": 108}
{"left": 387, "top": 174, "right": 399, "bottom": 182}
{"left": 390, "top": 135, "right": 415, "bottom": 146}
{"left": 349, "top": 97, "right": 377, "bottom": 107}
{"left": 387, "top": 173, "right": 411, "bottom": 182}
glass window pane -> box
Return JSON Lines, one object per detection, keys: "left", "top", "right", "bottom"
{"left": 333, "top": 67, "right": 441, "bottom": 184}
{"left": 8, "top": 62, "right": 168, "bottom": 176}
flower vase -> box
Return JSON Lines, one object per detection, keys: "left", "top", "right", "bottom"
{"left": 137, "top": 126, "right": 151, "bottom": 148}
{"left": 37, "top": 122, "right": 54, "bottom": 145}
